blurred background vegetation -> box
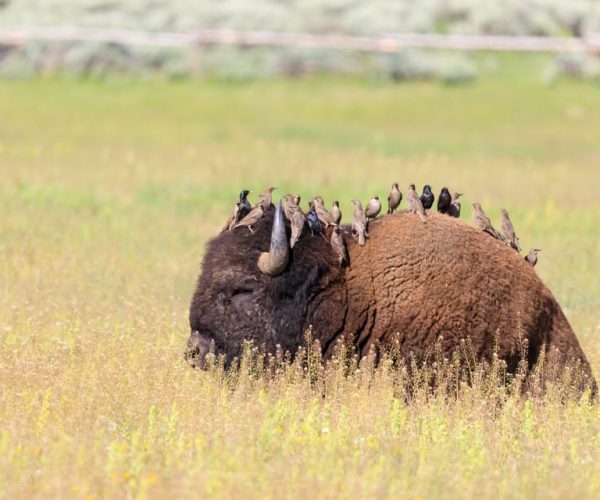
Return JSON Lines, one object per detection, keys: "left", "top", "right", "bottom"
{"left": 1, "top": 0, "right": 600, "bottom": 82}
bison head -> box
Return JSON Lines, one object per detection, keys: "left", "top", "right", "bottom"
{"left": 188, "top": 202, "right": 345, "bottom": 367}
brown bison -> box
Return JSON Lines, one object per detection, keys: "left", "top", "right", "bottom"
{"left": 187, "top": 202, "right": 595, "bottom": 387}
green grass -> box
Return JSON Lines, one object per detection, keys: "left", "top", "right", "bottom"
{"left": 1, "top": 61, "right": 600, "bottom": 498}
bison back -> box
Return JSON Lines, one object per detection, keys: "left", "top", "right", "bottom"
{"left": 342, "top": 212, "right": 593, "bottom": 381}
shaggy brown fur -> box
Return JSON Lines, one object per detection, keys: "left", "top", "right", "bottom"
{"left": 339, "top": 213, "right": 592, "bottom": 377}
{"left": 188, "top": 208, "right": 595, "bottom": 388}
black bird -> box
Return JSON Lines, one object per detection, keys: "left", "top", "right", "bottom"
{"left": 238, "top": 189, "right": 251, "bottom": 220}
{"left": 420, "top": 185, "right": 435, "bottom": 210}
{"left": 437, "top": 187, "right": 451, "bottom": 214}
{"left": 306, "top": 203, "right": 325, "bottom": 237}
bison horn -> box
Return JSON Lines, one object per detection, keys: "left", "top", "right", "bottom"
{"left": 257, "top": 200, "right": 289, "bottom": 276}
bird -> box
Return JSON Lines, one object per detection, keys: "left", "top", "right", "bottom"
{"left": 407, "top": 184, "right": 426, "bottom": 223}
{"left": 447, "top": 192, "right": 463, "bottom": 218}
{"left": 351, "top": 200, "right": 368, "bottom": 246}
{"left": 330, "top": 201, "right": 342, "bottom": 225}
{"left": 437, "top": 187, "right": 451, "bottom": 214}
{"left": 387, "top": 182, "right": 402, "bottom": 214}
{"left": 233, "top": 204, "right": 264, "bottom": 232}
{"left": 222, "top": 201, "right": 240, "bottom": 232}
{"left": 290, "top": 208, "right": 305, "bottom": 248}
{"left": 257, "top": 186, "right": 277, "bottom": 209}
{"left": 525, "top": 248, "right": 541, "bottom": 267}
{"left": 365, "top": 195, "right": 381, "bottom": 220}
{"left": 313, "top": 196, "right": 336, "bottom": 228}
{"left": 472, "top": 203, "right": 503, "bottom": 240}
{"left": 284, "top": 194, "right": 298, "bottom": 221}
{"left": 420, "top": 185, "right": 435, "bottom": 210}
{"left": 500, "top": 208, "right": 521, "bottom": 252}
{"left": 330, "top": 226, "right": 347, "bottom": 268}
{"left": 306, "top": 203, "right": 325, "bottom": 237}
{"left": 238, "top": 189, "right": 251, "bottom": 220}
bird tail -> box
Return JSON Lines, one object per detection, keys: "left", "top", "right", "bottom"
{"left": 358, "top": 231, "right": 365, "bottom": 246}
{"left": 487, "top": 227, "right": 505, "bottom": 241}
{"left": 514, "top": 239, "right": 522, "bottom": 253}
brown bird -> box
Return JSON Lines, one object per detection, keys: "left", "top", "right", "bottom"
{"left": 525, "top": 248, "right": 541, "bottom": 267}
{"left": 351, "top": 200, "right": 368, "bottom": 246}
{"left": 387, "top": 182, "right": 402, "bottom": 214}
{"left": 222, "top": 201, "right": 241, "bottom": 232}
{"left": 330, "top": 226, "right": 347, "bottom": 268}
{"left": 284, "top": 194, "right": 298, "bottom": 221}
{"left": 234, "top": 204, "right": 264, "bottom": 232}
{"left": 365, "top": 195, "right": 382, "bottom": 220}
{"left": 257, "top": 186, "right": 277, "bottom": 209}
{"left": 407, "top": 184, "right": 426, "bottom": 223}
{"left": 313, "top": 196, "right": 336, "bottom": 228}
{"left": 330, "top": 201, "right": 342, "bottom": 225}
{"left": 290, "top": 208, "right": 305, "bottom": 248}
{"left": 500, "top": 208, "right": 521, "bottom": 252}
{"left": 447, "top": 192, "right": 463, "bottom": 218}
{"left": 472, "top": 203, "right": 503, "bottom": 240}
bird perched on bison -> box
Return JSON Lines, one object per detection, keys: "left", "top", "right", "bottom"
{"left": 387, "top": 182, "right": 402, "bottom": 214}
{"left": 330, "top": 226, "right": 347, "bottom": 268}
{"left": 407, "top": 184, "right": 426, "bottom": 223}
{"left": 222, "top": 201, "right": 241, "bottom": 232}
{"left": 525, "top": 248, "right": 542, "bottom": 267}
{"left": 420, "top": 185, "right": 435, "bottom": 209}
{"left": 365, "top": 195, "right": 382, "bottom": 220}
{"left": 257, "top": 186, "right": 277, "bottom": 209}
{"left": 437, "top": 187, "right": 451, "bottom": 214}
{"left": 330, "top": 201, "right": 342, "bottom": 225}
{"left": 313, "top": 196, "right": 336, "bottom": 228}
{"left": 187, "top": 208, "right": 595, "bottom": 393}
{"left": 351, "top": 200, "right": 368, "bottom": 246}
{"left": 472, "top": 203, "right": 503, "bottom": 240}
{"left": 447, "top": 192, "right": 462, "bottom": 218}
{"left": 500, "top": 208, "right": 521, "bottom": 252}
{"left": 234, "top": 203, "right": 264, "bottom": 232}
{"left": 289, "top": 208, "right": 305, "bottom": 248}
{"left": 238, "top": 190, "right": 251, "bottom": 219}
{"left": 306, "top": 203, "right": 325, "bottom": 237}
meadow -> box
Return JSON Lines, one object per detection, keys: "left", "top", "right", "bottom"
{"left": 1, "top": 56, "right": 600, "bottom": 498}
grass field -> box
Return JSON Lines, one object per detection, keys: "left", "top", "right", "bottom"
{"left": 1, "top": 57, "right": 600, "bottom": 498}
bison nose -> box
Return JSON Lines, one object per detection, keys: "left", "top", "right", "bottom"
{"left": 184, "top": 331, "right": 212, "bottom": 369}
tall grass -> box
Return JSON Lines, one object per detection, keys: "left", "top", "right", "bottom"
{"left": 1, "top": 71, "right": 600, "bottom": 497}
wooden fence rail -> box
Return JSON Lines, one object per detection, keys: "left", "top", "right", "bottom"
{"left": 1, "top": 26, "right": 599, "bottom": 53}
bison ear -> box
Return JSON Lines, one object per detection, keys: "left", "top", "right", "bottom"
{"left": 258, "top": 200, "right": 289, "bottom": 276}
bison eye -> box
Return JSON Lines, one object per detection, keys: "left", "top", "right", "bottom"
{"left": 230, "top": 287, "right": 255, "bottom": 309}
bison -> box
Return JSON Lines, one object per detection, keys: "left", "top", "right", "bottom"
{"left": 187, "top": 202, "right": 595, "bottom": 388}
